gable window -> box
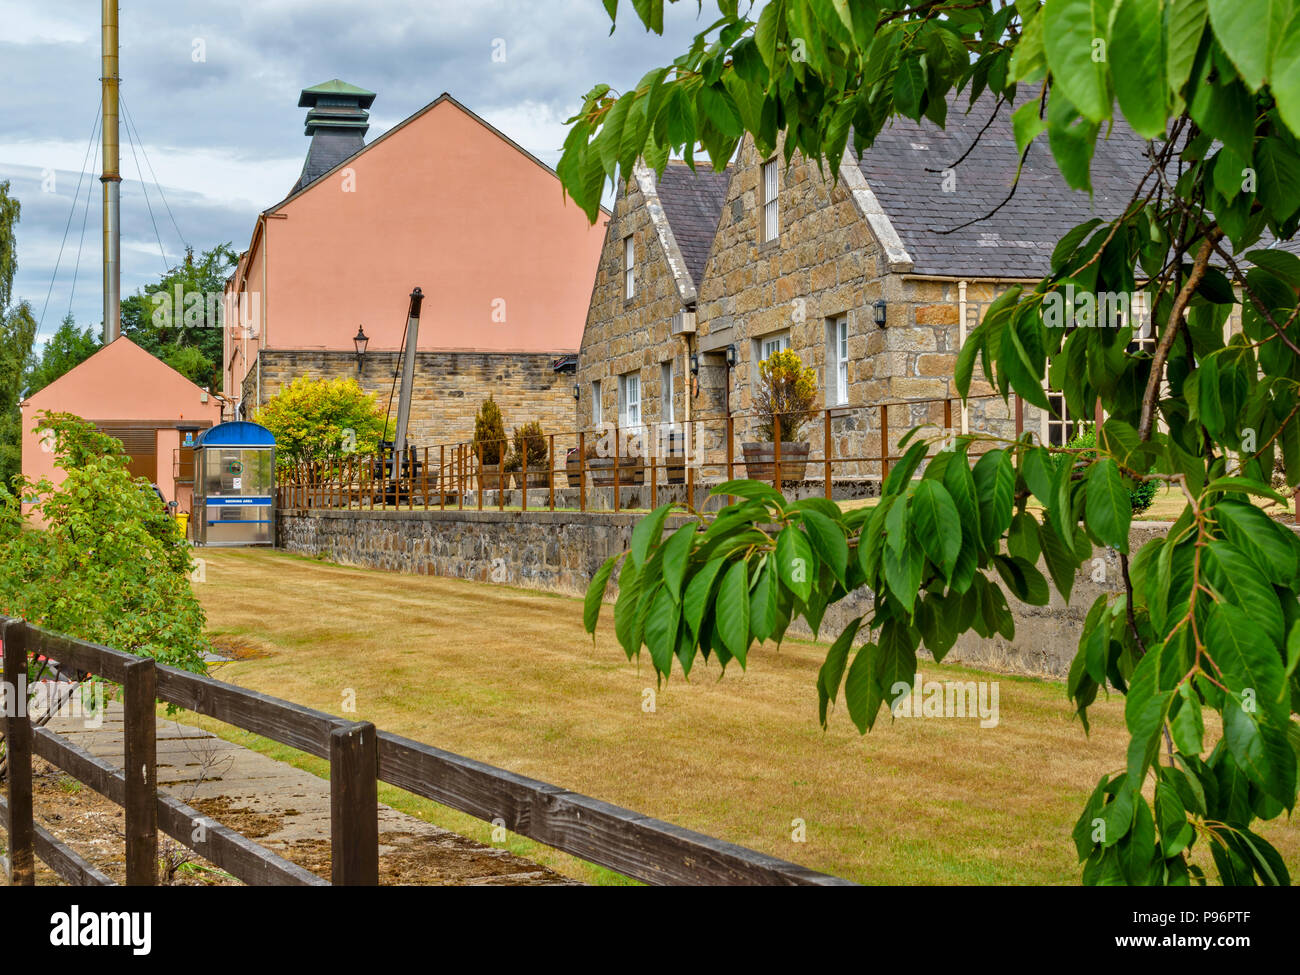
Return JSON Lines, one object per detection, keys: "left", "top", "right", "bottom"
{"left": 761, "top": 159, "right": 780, "bottom": 242}
{"left": 660, "top": 360, "right": 675, "bottom": 424}
{"left": 624, "top": 235, "right": 635, "bottom": 299}
{"left": 591, "top": 379, "right": 602, "bottom": 425}
{"left": 826, "top": 316, "right": 849, "bottom": 406}
{"left": 754, "top": 330, "right": 791, "bottom": 364}
{"left": 619, "top": 371, "right": 641, "bottom": 428}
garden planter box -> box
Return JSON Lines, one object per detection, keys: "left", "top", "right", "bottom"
{"left": 587, "top": 457, "right": 645, "bottom": 486}
{"left": 742, "top": 442, "right": 810, "bottom": 483}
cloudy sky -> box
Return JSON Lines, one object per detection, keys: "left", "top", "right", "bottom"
{"left": 0, "top": 0, "right": 712, "bottom": 344}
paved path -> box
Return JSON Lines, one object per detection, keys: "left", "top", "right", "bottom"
{"left": 44, "top": 703, "right": 577, "bottom": 885}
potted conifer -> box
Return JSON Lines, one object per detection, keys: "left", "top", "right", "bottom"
{"left": 742, "top": 349, "right": 817, "bottom": 483}
{"left": 473, "top": 396, "right": 508, "bottom": 493}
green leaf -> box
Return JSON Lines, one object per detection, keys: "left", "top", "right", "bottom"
{"left": 709, "top": 479, "right": 786, "bottom": 506}
{"left": 844, "top": 642, "right": 883, "bottom": 732}
{"left": 749, "top": 559, "right": 777, "bottom": 643}
{"left": 1111, "top": 0, "right": 1168, "bottom": 137}
{"left": 1086, "top": 458, "right": 1132, "bottom": 553}
{"left": 1171, "top": 683, "right": 1205, "bottom": 754}
{"left": 660, "top": 523, "right": 696, "bottom": 601}
{"left": 911, "top": 480, "right": 962, "bottom": 580}
{"left": 1012, "top": 98, "right": 1047, "bottom": 155}
{"left": 1125, "top": 645, "right": 1174, "bottom": 787}
{"left": 818, "top": 616, "right": 863, "bottom": 726}
{"left": 1201, "top": 540, "right": 1286, "bottom": 649}
{"left": 1207, "top": 0, "right": 1296, "bottom": 91}
{"left": 643, "top": 585, "right": 680, "bottom": 677}
{"left": 584, "top": 553, "right": 619, "bottom": 636}
{"left": 631, "top": 503, "right": 674, "bottom": 565}
{"left": 717, "top": 560, "right": 752, "bottom": 666}
{"left": 683, "top": 557, "right": 725, "bottom": 638}
{"left": 1043, "top": 0, "right": 1113, "bottom": 122}
{"left": 802, "top": 510, "right": 849, "bottom": 586}
{"left": 776, "top": 525, "right": 815, "bottom": 603}
{"left": 1203, "top": 475, "right": 1289, "bottom": 505}
{"left": 972, "top": 449, "right": 1016, "bottom": 551}
{"left": 1167, "top": 0, "right": 1209, "bottom": 97}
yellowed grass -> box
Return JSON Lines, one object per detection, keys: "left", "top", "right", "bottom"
{"left": 189, "top": 548, "right": 1298, "bottom": 885}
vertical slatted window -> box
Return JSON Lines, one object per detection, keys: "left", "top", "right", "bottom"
{"left": 762, "top": 159, "right": 780, "bottom": 242}
{"left": 660, "top": 360, "right": 674, "bottom": 425}
{"left": 826, "top": 316, "right": 849, "bottom": 406}
{"left": 592, "top": 379, "right": 602, "bottom": 425}
{"left": 624, "top": 236, "right": 635, "bottom": 298}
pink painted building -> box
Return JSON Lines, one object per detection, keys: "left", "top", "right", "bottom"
{"left": 20, "top": 336, "right": 223, "bottom": 517}
{"left": 224, "top": 82, "right": 609, "bottom": 445}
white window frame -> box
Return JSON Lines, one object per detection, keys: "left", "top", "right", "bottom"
{"left": 762, "top": 159, "right": 780, "bottom": 242}
{"left": 754, "top": 330, "right": 791, "bottom": 365}
{"left": 1043, "top": 388, "right": 1090, "bottom": 447}
{"left": 619, "top": 371, "right": 641, "bottom": 428}
{"left": 591, "top": 379, "right": 602, "bottom": 426}
{"left": 660, "top": 360, "right": 675, "bottom": 425}
{"left": 624, "top": 235, "right": 635, "bottom": 299}
{"left": 826, "top": 316, "right": 848, "bottom": 406}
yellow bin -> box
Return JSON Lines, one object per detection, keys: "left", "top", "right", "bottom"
{"left": 175, "top": 512, "right": 190, "bottom": 538}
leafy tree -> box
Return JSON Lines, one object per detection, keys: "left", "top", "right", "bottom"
{"left": 0, "top": 412, "right": 208, "bottom": 673}
{"left": 572, "top": 1, "right": 1300, "bottom": 885}
{"left": 121, "top": 243, "right": 239, "bottom": 389}
{"left": 0, "top": 181, "right": 36, "bottom": 489}
{"left": 23, "top": 314, "right": 101, "bottom": 397}
{"left": 256, "top": 375, "right": 390, "bottom": 467}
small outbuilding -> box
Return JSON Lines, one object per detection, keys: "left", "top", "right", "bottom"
{"left": 192, "top": 421, "right": 276, "bottom": 546}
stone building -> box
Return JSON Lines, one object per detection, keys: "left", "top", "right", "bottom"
{"left": 225, "top": 81, "right": 609, "bottom": 448}
{"left": 576, "top": 97, "right": 1152, "bottom": 479}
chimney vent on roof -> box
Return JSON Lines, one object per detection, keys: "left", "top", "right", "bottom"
{"left": 290, "top": 79, "right": 376, "bottom": 195}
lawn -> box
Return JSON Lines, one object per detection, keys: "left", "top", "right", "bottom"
{"left": 188, "top": 547, "right": 1299, "bottom": 885}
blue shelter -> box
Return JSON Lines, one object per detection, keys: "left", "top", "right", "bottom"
{"left": 192, "top": 421, "right": 276, "bottom": 546}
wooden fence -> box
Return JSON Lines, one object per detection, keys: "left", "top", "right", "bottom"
{"left": 0, "top": 617, "right": 853, "bottom": 886}
{"left": 276, "top": 394, "right": 1014, "bottom": 514}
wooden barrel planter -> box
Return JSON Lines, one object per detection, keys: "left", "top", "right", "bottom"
{"left": 477, "top": 462, "right": 505, "bottom": 493}
{"left": 565, "top": 448, "right": 583, "bottom": 487}
{"left": 511, "top": 467, "right": 551, "bottom": 489}
{"left": 588, "top": 457, "right": 645, "bottom": 486}
{"left": 741, "top": 442, "right": 810, "bottom": 482}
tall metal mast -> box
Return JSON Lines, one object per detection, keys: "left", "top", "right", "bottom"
{"left": 101, "top": 0, "right": 121, "bottom": 342}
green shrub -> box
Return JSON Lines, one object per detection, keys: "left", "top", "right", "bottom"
{"left": 0, "top": 412, "right": 209, "bottom": 672}
{"left": 1059, "top": 428, "right": 1157, "bottom": 515}
{"left": 473, "top": 396, "right": 507, "bottom": 466}
{"left": 753, "top": 349, "right": 818, "bottom": 442}
{"left": 512, "top": 421, "right": 547, "bottom": 468}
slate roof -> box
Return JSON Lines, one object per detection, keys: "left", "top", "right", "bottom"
{"left": 655, "top": 161, "right": 733, "bottom": 287}
{"left": 291, "top": 128, "right": 367, "bottom": 195}
{"left": 852, "top": 96, "right": 1152, "bottom": 279}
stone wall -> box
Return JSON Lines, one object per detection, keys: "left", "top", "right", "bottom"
{"left": 575, "top": 168, "right": 693, "bottom": 439}
{"left": 277, "top": 506, "right": 1170, "bottom": 678}
{"left": 243, "top": 349, "right": 577, "bottom": 449}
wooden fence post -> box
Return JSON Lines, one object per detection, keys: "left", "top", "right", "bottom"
{"left": 123, "top": 655, "right": 158, "bottom": 885}
{"left": 2, "top": 619, "right": 34, "bottom": 885}
{"left": 330, "top": 720, "right": 378, "bottom": 885}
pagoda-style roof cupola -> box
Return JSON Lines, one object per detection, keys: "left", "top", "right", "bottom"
{"left": 290, "top": 80, "right": 376, "bottom": 194}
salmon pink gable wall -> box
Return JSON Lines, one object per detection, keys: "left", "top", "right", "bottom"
{"left": 255, "top": 95, "right": 608, "bottom": 358}
{"left": 20, "top": 337, "right": 222, "bottom": 513}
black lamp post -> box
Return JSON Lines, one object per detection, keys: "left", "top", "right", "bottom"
{"left": 689, "top": 352, "right": 700, "bottom": 375}
{"left": 873, "top": 299, "right": 888, "bottom": 326}
{"left": 353, "top": 325, "right": 369, "bottom": 373}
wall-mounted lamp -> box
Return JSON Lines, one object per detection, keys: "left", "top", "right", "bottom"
{"left": 689, "top": 352, "right": 700, "bottom": 375}
{"left": 725, "top": 344, "right": 737, "bottom": 368}
{"left": 573, "top": 384, "right": 581, "bottom": 400}
{"left": 873, "top": 299, "right": 888, "bottom": 327}
{"left": 353, "top": 324, "right": 369, "bottom": 373}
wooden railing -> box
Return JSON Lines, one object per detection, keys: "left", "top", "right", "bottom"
{"left": 0, "top": 618, "right": 852, "bottom": 886}
{"left": 276, "top": 394, "right": 1013, "bottom": 514}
